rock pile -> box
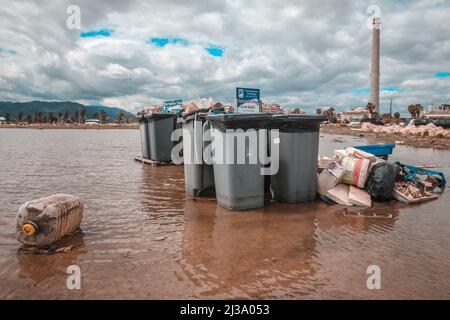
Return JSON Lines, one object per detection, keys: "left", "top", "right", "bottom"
{"left": 362, "top": 122, "right": 450, "bottom": 138}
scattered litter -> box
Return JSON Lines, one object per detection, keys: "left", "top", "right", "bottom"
{"left": 393, "top": 182, "right": 438, "bottom": 204}
{"left": 341, "top": 156, "right": 371, "bottom": 188}
{"left": 319, "top": 195, "right": 337, "bottom": 205}
{"left": 55, "top": 246, "right": 73, "bottom": 253}
{"left": 348, "top": 186, "right": 372, "bottom": 207}
{"left": 154, "top": 236, "right": 167, "bottom": 241}
{"left": 333, "top": 149, "right": 348, "bottom": 163}
{"left": 343, "top": 211, "right": 393, "bottom": 219}
{"left": 318, "top": 144, "right": 446, "bottom": 208}
{"left": 15, "top": 194, "right": 84, "bottom": 247}
{"left": 352, "top": 144, "right": 395, "bottom": 160}
{"left": 397, "top": 163, "right": 446, "bottom": 191}
{"left": 345, "top": 146, "right": 376, "bottom": 160}
{"left": 318, "top": 157, "right": 332, "bottom": 172}
{"left": 318, "top": 161, "right": 344, "bottom": 195}
{"left": 364, "top": 162, "right": 399, "bottom": 200}
{"left": 325, "top": 184, "right": 353, "bottom": 206}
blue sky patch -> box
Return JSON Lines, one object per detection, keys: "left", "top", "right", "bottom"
{"left": 352, "top": 88, "right": 370, "bottom": 94}
{"left": 80, "top": 29, "right": 113, "bottom": 38}
{"left": 381, "top": 86, "right": 402, "bottom": 92}
{"left": 205, "top": 46, "right": 224, "bottom": 57}
{"left": 171, "top": 38, "right": 189, "bottom": 46}
{"left": 353, "top": 87, "right": 402, "bottom": 94}
{"left": 148, "top": 37, "right": 190, "bottom": 47}
{"left": 0, "top": 48, "right": 17, "bottom": 56}
{"left": 435, "top": 72, "right": 450, "bottom": 78}
{"left": 149, "top": 37, "right": 169, "bottom": 47}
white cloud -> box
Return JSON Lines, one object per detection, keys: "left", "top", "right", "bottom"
{"left": 0, "top": 0, "right": 449, "bottom": 114}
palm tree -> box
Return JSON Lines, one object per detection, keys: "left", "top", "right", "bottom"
{"left": 394, "top": 112, "right": 400, "bottom": 119}
{"left": 33, "top": 111, "right": 42, "bottom": 123}
{"left": 74, "top": 111, "right": 80, "bottom": 123}
{"left": 5, "top": 112, "right": 10, "bottom": 123}
{"left": 48, "top": 112, "right": 55, "bottom": 123}
{"left": 366, "top": 102, "right": 379, "bottom": 118}
{"left": 63, "top": 111, "right": 69, "bottom": 123}
{"left": 315, "top": 108, "right": 322, "bottom": 115}
{"left": 322, "top": 108, "right": 336, "bottom": 123}
{"left": 80, "top": 108, "right": 86, "bottom": 123}
{"left": 99, "top": 110, "right": 107, "bottom": 124}
{"left": 408, "top": 104, "right": 423, "bottom": 119}
{"left": 17, "top": 111, "right": 24, "bottom": 123}
{"left": 117, "top": 111, "right": 125, "bottom": 124}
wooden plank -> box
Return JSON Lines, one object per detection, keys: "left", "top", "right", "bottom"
{"left": 134, "top": 157, "right": 174, "bottom": 167}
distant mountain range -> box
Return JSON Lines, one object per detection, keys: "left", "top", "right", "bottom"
{"left": 0, "top": 101, "right": 136, "bottom": 120}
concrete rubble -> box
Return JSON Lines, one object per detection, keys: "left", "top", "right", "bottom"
{"left": 348, "top": 185, "right": 372, "bottom": 207}
{"left": 325, "top": 184, "right": 353, "bottom": 206}
{"left": 362, "top": 122, "right": 450, "bottom": 138}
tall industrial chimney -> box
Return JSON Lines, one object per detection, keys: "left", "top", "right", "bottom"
{"left": 369, "top": 17, "right": 381, "bottom": 115}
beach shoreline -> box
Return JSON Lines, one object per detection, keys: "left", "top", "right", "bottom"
{"left": 2, "top": 123, "right": 450, "bottom": 150}
{"left": 0, "top": 124, "right": 139, "bottom": 129}
{"left": 321, "top": 124, "right": 450, "bottom": 150}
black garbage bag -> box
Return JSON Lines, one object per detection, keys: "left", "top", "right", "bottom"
{"left": 364, "top": 162, "right": 400, "bottom": 200}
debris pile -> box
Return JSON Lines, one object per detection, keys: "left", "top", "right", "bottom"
{"left": 146, "top": 105, "right": 163, "bottom": 113}
{"left": 142, "top": 98, "right": 236, "bottom": 116}
{"left": 318, "top": 147, "right": 445, "bottom": 207}
{"left": 393, "top": 182, "right": 437, "bottom": 203}
{"left": 362, "top": 122, "right": 450, "bottom": 138}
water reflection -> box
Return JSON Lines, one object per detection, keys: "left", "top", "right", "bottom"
{"left": 179, "top": 197, "right": 400, "bottom": 298}
{"left": 16, "top": 231, "right": 87, "bottom": 283}
{"left": 335, "top": 204, "right": 399, "bottom": 232}
{"left": 1, "top": 129, "right": 449, "bottom": 299}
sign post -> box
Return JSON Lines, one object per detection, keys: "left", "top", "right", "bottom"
{"left": 236, "top": 88, "right": 261, "bottom": 113}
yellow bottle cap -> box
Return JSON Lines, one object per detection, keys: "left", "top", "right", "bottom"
{"left": 22, "top": 222, "right": 38, "bottom": 236}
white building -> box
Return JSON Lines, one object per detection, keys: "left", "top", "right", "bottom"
{"left": 338, "top": 107, "right": 371, "bottom": 122}
{"left": 85, "top": 119, "right": 102, "bottom": 125}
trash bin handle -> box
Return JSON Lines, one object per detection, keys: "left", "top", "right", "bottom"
{"left": 203, "top": 121, "right": 211, "bottom": 149}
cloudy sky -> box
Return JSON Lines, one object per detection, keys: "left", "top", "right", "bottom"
{"left": 0, "top": 0, "right": 449, "bottom": 114}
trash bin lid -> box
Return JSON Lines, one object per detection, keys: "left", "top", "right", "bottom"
{"left": 144, "top": 113, "right": 178, "bottom": 120}
{"left": 182, "top": 108, "right": 210, "bottom": 123}
{"left": 272, "top": 114, "right": 327, "bottom": 132}
{"left": 138, "top": 115, "right": 148, "bottom": 123}
{"left": 206, "top": 113, "right": 274, "bottom": 131}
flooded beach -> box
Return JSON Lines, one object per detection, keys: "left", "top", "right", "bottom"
{"left": 1, "top": 128, "right": 449, "bottom": 299}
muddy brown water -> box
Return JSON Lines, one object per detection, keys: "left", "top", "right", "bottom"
{"left": 0, "top": 129, "right": 449, "bottom": 299}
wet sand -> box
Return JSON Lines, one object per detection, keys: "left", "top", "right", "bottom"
{"left": 0, "top": 128, "right": 449, "bottom": 299}
{"left": 321, "top": 124, "right": 450, "bottom": 150}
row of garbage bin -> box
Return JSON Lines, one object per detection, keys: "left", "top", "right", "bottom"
{"left": 139, "top": 111, "right": 326, "bottom": 210}
{"left": 139, "top": 113, "right": 178, "bottom": 162}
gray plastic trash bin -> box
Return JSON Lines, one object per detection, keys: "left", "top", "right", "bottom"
{"left": 206, "top": 113, "right": 273, "bottom": 210}
{"left": 145, "top": 113, "right": 177, "bottom": 162}
{"left": 138, "top": 115, "right": 151, "bottom": 159}
{"left": 271, "top": 115, "right": 326, "bottom": 203}
{"left": 182, "top": 109, "right": 215, "bottom": 196}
